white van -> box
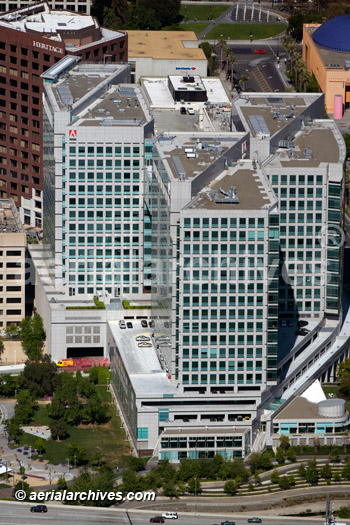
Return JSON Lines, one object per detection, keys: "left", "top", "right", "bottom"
{"left": 162, "top": 512, "right": 178, "bottom": 520}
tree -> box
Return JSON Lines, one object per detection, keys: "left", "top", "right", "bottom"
{"left": 320, "top": 463, "right": 332, "bottom": 484}
{"left": 19, "top": 314, "right": 45, "bottom": 360}
{"left": 5, "top": 417, "right": 23, "bottom": 442}
{"left": 224, "top": 479, "right": 238, "bottom": 495}
{"left": 270, "top": 469, "right": 279, "bottom": 484}
{"left": 14, "top": 389, "right": 38, "bottom": 424}
{"left": 83, "top": 394, "right": 108, "bottom": 424}
{"left": 199, "top": 42, "right": 217, "bottom": 76}
{"left": 342, "top": 458, "right": 350, "bottom": 481}
{"left": 0, "top": 374, "right": 17, "bottom": 397}
{"left": 162, "top": 481, "right": 179, "bottom": 498}
{"left": 305, "top": 459, "right": 319, "bottom": 485}
{"left": 34, "top": 438, "right": 46, "bottom": 455}
{"left": 187, "top": 477, "right": 201, "bottom": 495}
{"left": 329, "top": 447, "right": 340, "bottom": 464}
{"left": 50, "top": 419, "right": 68, "bottom": 441}
{"left": 217, "top": 36, "right": 227, "bottom": 71}
{"left": 278, "top": 475, "right": 291, "bottom": 490}
{"left": 0, "top": 337, "right": 4, "bottom": 360}
{"left": 337, "top": 357, "right": 350, "bottom": 397}
{"left": 178, "top": 458, "right": 200, "bottom": 482}
{"left": 239, "top": 74, "right": 250, "bottom": 91}
{"left": 13, "top": 480, "right": 30, "bottom": 500}
{"left": 286, "top": 446, "right": 296, "bottom": 462}
{"left": 229, "top": 53, "right": 238, "bottom": 90}
{"left": 57, "top": 476, "right": 67, "bottom": 491}
{"left": 5, "top": 323, "right": 20, "bottom": 339}
{"left": 298, "top": 462, "right": 306, "bottom": 479}
{"left": 67, "top": 442, "right": 87, "bottom": 466}
{"left": 17, "top": 355, "right": 58, "bottom": 398}
{"left": 279, "top": 435, "right": 290, "bottom": 451}
{"left": 276, "top": 447, "right": 285, "bottom": 465}
{"left": 122, "top": 470, "right": 144, "bottom": 493}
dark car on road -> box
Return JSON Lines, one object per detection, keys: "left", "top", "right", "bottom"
{"left": 150, "top": 518, "right": 165, "bottom": 523}
{"left": 126, "top": 321, "right": 133, "bottom": 328}
{"left": 295, "top": 328, "right": 309, "bottom": 336}
{"left": 221, "top": 521, "right": 235, "bottom": 525}
{"left": 248, "top": 518, "right": 262, "bottom": 523}
{"left": 30, "top": 505, "right": 48, "bottom": 513}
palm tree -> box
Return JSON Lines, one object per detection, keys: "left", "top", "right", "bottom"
{"left": 239, "top": 74, "right": 249, "bottom": 91}
{"left": 224, "top": 45, "right": 231, "bottom": 81}
{"left": 230, "top": 54, "right": 238, "bottom": 90}
{"left": 299, "top": 67, "right": 310, "bottom": 92}
{"left": 217, "top": 36, "right": 227, "bottom": 71}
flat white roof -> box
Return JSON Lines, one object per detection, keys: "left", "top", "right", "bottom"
{"left": 108, "top": 320, "right": 176, "bottom": 396}
{"left": 169, "top": 75, "right": 206, "bottom": 93}
{"left": 143, "top": 77, "right": 230, "bottom": 109}
{"left": 202, "top": 78, "right": 230, "bottom": 105}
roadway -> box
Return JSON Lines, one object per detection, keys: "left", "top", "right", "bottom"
{"left": 0, "top": 502, "right": 343, "bottom": 525}
{"left": 216, "top": 43, "right": 287, "bottom": 94}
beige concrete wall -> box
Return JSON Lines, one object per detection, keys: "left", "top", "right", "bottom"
{"left": 303, "top": 24, "right": 349, "bottom": 113}
{"left": 0, "top": 233, "right": 26, "bottom": 330}
{"left": 0, "top": 340, "right": 27, "bottom": 365}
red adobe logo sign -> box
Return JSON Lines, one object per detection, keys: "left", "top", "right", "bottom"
{"left": 69, "top": 130, "right": 77, "bottom": 138}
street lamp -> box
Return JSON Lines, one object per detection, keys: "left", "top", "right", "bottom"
{"left": 194, "top": 476, "right": 197, "bottom": 516}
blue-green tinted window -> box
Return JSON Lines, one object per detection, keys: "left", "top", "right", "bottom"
{"left": 137, "top": 428, "right": 148, "bottom": 439}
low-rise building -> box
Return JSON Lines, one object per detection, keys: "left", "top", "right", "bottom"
{"left": 127, "top": 31, "right": 207, "bottom": 82}
{"left": 0, "top": 199, "right": 26, "bottom": 330}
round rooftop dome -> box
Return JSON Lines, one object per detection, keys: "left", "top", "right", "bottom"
{"left": 318, "top": 398, "right": 345, "bottom": 418}
{"left": 313, "top": 15, "right": 350, "bottom": 53}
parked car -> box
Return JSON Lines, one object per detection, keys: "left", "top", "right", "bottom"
{"left": 150, "top": 517, "right": 165, "bottom": 523}
{"left": 180, "top": 106, "right": 186, "bottom": 115}
{"left": 280, "top": 320, "right": 287, "bottom": 327}
{"left": 248, "top": 518, "right": 262, "bottom": 524}
{"left": 295, "top": 328, "right": 309, "bottom": 336}
{"left": 141, "top": 320, "right": 148, "bottom": 328}
{"left": 221, "top": 521, "right": 235, "bottom": 525}
{"left": 149, "top": 320, "right": 155, "bottom": 328}
{"left": 236, "top": 85, "right": 242, "bottom": 93}
{"left": 162, "top": 512, "right": 178, "bottom": 519}
{"left": 187, "top": 107, "right": 195, "bottom": 115}
{"left": 119, "top": 320, "right": 126, "bottom": 329}
{"left": 30, "top": 505, "right": 48, "bottom": 513}
{"left": 126, "top": 321, "right": 133, "bottom": 328}
{"left": 297, "top": 320, "right": 308, "bottom": 327}
{"left": 254, "top": 48, "right": 267, "bottom": 54}
{"left": 287, "top": 320, "right": 293, "bottom": 327}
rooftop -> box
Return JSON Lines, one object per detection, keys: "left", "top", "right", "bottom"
{"left": 156, "top": 134, "right": 239, "bottom": 180}
{"left": 186, "top": 162, "right": 276, "bottom": 211}
{"left": 79, "top": 85, "right": 146, "bottom": 126}
{"left": 108, "top": 321, "right": 176, "bottom": 396}
{"left": 0, "top": 199, "right": 24, "bottom": 234}
{"left": 306, "top": 25, "right": 350, "bottom": 70}
{"left": 48, "top": 63, "right": 150, "bottom": 127}
{"left": 234, "top": 94, "right": 320, "bottom": 137}
{"left": 267, "top": 121, "right": 343, "bottom": 169}
{"left": 127, "top": 30, "right": 206, "bottom": 61}
{"left": 0, "top": 2, "right": 124, "bottom": 44}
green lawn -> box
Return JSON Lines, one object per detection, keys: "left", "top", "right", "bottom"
{"left": 180, "top": 5, "right": 228, "bottom": 21}
{"left": 18, "top": 387, "right": 130, "bottom": 466}
{"left": 205, "top": 23, "right": 287, "bottom": 41}
{"left": 178, "top": 22, "right": 209, "bottom": 35}
{"left": 322, "top": 384, "right": 350, "bottom": 417}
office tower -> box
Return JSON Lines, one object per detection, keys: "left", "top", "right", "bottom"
{"left": 0, "top": 0, "right": 91, "bottom": 14}
{"left": 0, "top": 2, "right": 127, "bottom": 227}
{"left": 41, "top": 57, "right": 153, "bottom": 298}
{"left": 0, "top": 199, "right": 26, "bottom": 330}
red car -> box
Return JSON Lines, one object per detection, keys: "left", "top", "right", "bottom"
{"left": 254, "top": 49, "right": 267, "bottom": 54}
